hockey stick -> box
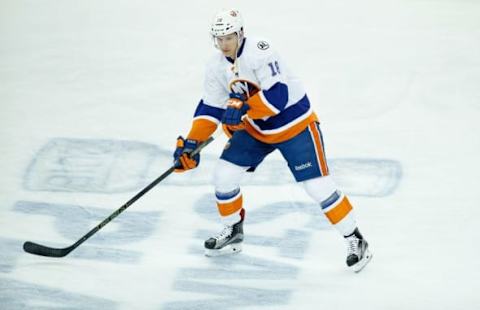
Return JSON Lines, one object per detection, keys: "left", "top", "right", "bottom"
{"left": 23, "top": 136, "right": 215, "bottom": 257}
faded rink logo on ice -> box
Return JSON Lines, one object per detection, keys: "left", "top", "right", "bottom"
{"left": 0, "top": 137, "right": 402, "bottom": 308}
{"left": 23, "top": 137, "right": 402, "bottom": 197}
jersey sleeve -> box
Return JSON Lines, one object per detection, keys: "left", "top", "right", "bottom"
{"left": 187, "top": 59, "right": 228, "bottom": 141}
{"left": 246, "top": 41, "right": 289, "bottom": 120}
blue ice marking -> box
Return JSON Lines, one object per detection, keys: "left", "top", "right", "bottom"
{"left": 23, "top": 138, "right": 402, "bottom": 196}
{"left": 14, "top": 201, "right": 161, "bottom": 262}
{"left": 195, "top": 229, "right": 312, "bottom": 260}
{"left": 0, "top": 237, "right": 23, "bottom": 274}
{"left": 24, "top": 138, "right": 161, "bottom": 193}
{"left": 166, "top": 194, "right": 325, "bottom": 309}
{"left": 0, "top": 278, "right": 117, "bottom": 310}
{"left": 178, "top": 252, "right": 298, "bottom": 280}
{"left": 164, "top": 280, "right": 291, "bottom": 310}
{"left": 166, "top": 157, "right": 402, "bottom": 197}
{"left": 330, "top": 158, "right": 402, "bottom": 197}
{"left": 193, "top": 193, "right": 331, "bottom": 230}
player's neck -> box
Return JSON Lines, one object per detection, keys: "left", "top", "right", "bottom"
{"left": 225, "top": 38, "right": 246, "bottom": 64}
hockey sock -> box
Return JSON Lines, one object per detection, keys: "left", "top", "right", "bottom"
{"left": 321, "top": 191, "right": 357, "bottom": 237}
{"left": 216, "top": 187, "right": 243, "bottom": 225}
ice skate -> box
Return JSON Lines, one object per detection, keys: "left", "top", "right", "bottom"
{"left": 204, "top": 209, "right": 244, "bottom": 257}
{"left": 344, "top": 228, "right": 372, "bottom": 272}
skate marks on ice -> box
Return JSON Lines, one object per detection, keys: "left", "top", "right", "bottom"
{"left": 23, "top": 138, "right": 402, "bottom": 197}
{"left": 0, "top": 278, "right": 116, "bottom": 310}
{"left": 329, "top": 157, "right": 401, "bottom": 197}
{"left": 0, "top": 201, "right": 161, "bottom": 309}
{"left": 162, "top": 194, "right": 331, "bottom": 309}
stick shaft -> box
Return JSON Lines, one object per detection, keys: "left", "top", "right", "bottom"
{"left": 23, "top": 136, "right": 215, "bottom": 257}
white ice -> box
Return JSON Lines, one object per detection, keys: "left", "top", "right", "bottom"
{"left": 1, "top": 0, "right": 479, "bottom": 309}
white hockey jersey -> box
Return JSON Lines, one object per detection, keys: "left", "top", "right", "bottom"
{"left": 187, "top": 36, "right": 317, "bottom": 144}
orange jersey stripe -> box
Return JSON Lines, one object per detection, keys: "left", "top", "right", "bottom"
{"left": 187, "top": 118, "right": 219, "bottom": 141}
{"left": 325, "top": 196, "right": 353, "bottom": 224}
{"left": 222, "top": 123, "right": 234, "bottom": 139}
{"left": 246, "top": 92, "right": 278, "bottom": 119}
{"left": 217, "top": 195, "right": 243, "bottom": 217}
{"left": 244, "top": 112, "right": 318, "bottom": 144}
{"left": 308, "top": 123, "right": 329, "bottom": 176}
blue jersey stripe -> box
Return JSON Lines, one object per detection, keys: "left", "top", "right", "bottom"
{"left": 263, "top": 82, "right": 289, "bottom": 111}
{"left": 252, "top": 95, "right": 310, "bottom": 131}
{"left": 194, "top": 100, "right": 225, "bottom": 121}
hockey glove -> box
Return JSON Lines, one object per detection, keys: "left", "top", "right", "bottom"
{"left": 222, "top": 93, "right": 250, "bottom": 132}
{"left": 173, "top": 136, "right": 200, "bottom": 172}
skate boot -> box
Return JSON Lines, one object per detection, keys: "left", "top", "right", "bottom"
{"left": 204, "top": 209, "right": 245, "bottom": 257}
{"left": 344, "top": 228, "right": 372, "bottom": 272}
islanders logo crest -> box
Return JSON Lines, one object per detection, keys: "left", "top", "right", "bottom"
{"left": 228, "top": 79, "right": 261, "bottom": 99}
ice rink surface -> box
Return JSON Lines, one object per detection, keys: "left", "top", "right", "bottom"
{"left": 1, "top": 0, "right": 479, "bottom": 309}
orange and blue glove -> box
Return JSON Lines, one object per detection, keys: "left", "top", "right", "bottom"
{"left": 173, "top": 136, "right": 200, "bottom": 172}
{"left": 222, "top": 93, "right": 250, "bottom": 132}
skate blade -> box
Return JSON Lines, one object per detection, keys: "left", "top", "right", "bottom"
{"left": 204, "top": 243, "right": 242, "bottom": 257}
{"left": 352, "top": 249, "right": 373, "bottom": 273}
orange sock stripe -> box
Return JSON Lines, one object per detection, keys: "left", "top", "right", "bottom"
{"left": 309, "top": 123, "right": 329, "bottom": 176}
{"left": 325, "top": 196, "right": 353, "bottom": 224}
{"left": 217, "top": 195, "right": 243, "bottom": 217}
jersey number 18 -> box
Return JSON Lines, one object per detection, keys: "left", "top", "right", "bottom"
{"left": 268, "top": 61, "right": 281, "bottom": 77}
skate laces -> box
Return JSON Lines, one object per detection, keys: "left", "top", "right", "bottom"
{"left": 346, "top": 236, "right": 360, "bottom": 256}
{"left": 214, "top": 225, "right": 233, "bottom": 241}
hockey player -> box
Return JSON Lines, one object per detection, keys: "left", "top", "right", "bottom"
{"left": 173, "top": 9, "right": 372, "bottom": 272}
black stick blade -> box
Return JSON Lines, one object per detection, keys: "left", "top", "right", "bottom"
{"left": 23, "top": 241, "right": 73, "bottom": 258}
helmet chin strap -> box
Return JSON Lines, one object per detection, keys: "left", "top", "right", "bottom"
{"left": 232, "top": 30, "right": 244, "bottom": 77}
{"left": 232, "top": 50, "right": 239, "bottom": 77}
{"left": 211, "top": 31, "right": 244, "bottom": 77}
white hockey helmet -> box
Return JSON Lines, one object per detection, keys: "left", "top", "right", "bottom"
{"left": 210, "top": 9, "right": 244, "bottom": 42}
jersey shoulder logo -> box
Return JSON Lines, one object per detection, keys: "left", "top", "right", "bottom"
{"left": 257, "top": 41, "right": 270, "bottom": 50}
